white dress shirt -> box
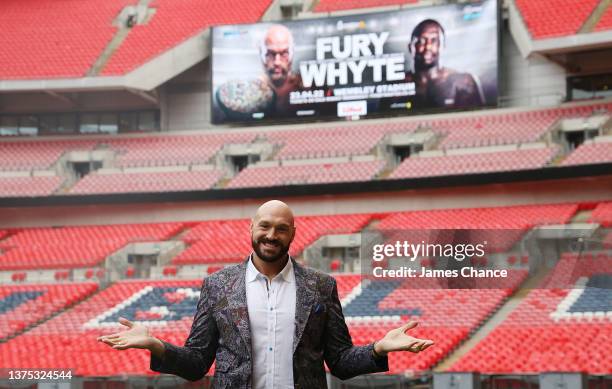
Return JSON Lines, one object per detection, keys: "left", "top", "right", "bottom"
{"left": 246, "top": 255, "right": 296, "bottom": 389}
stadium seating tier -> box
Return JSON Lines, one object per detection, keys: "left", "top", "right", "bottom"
{"left": 390, "top": 146, "right": 559, "bottom": 179}
{"left": 0, "top": 0, "right": 273, "bottom": 79}
{"left": 590, "top": 202, "right": 612, "bottom": 226}
{"left": 377, "top": 203, "right": 578, "bottom": 230}
{"left": 1, "top": 102, "right": 611, "bottom": 197}
{"left": 0, "top": 273, "right": 528, "bottom": 375}
{"left": 69, "top": 169, "right": 224, "bottom": 194}
{"left": 450, "top": 252, "right": 612, "bottom": 374}
{"left": 0, "top": 0, "right": 135, "bottom": 79}
{"left": 561, "top": 140, "right": 612, "bottom": 166}
{"left": 227, "top": 160, "right": 385, "bottom": 189}
{"left": 514, "top": 0, "right": 599, "bottom": 39}
{"left": 595, "top": 4, "right": 612, "bottom": 31}
{"left": 101, "top": 0, "right": 273, "bottom": 75}
{"left": 0, "top": 176, "right": 64, "bottom": 197}
{"left": 0, "top": 283, "right": 98, "bottom": 340}
{"left": 0, "top": 223, "right": 185, "bottom": 270}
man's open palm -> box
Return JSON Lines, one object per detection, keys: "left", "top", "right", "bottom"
{"left": 97, "top": 317, "right": 152, "bottom": 350}
{"left": 377, "top": 321, "right": 434, "bottom": 355}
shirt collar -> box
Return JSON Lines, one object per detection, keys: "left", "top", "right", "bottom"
{"left": 246, "top": 253, "right": 294, "bottom": 283}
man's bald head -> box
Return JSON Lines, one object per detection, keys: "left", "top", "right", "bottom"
{"left": 253, "top": 200, "right": 294, "bottom": 226}
{"left": 250, "top": 200, "right": 296, "bottom": 263}
{"left": 265, "top": 25, "right": 293, "bottom": 48}
{"left": 262, "top": 24, "right": 294, "bottom": 86}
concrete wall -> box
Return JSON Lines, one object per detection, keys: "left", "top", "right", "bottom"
{"left": 0, "top": 90, "right": 155, "bottom": 114}
{"left": 500, "top": 24, "right": 567, "bottom": 107}
{"left": 161, "top": 60, "right": 211, "bottom": 131}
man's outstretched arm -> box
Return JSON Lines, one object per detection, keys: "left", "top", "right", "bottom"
{"left": 323, "top": 278, "right": 388, "bottom": 380}
{"left": 323, "top": 279, "right": 433, "bottom": 380}
{"left": 97, "top": 279, "right": 219, "bottom": 381}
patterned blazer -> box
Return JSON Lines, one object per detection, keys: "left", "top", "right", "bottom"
{"left": 150, "top": 257, "right": 388, "bottom": 388}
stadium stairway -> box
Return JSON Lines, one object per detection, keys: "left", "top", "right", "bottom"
{"left": 579, "top": 0, "right": 612, "bottom": 33}
{"left": 434, "top": 265, "right": 551, "bottom": 371}
{"left": 571, "top": 209, "right": 595, "bottom": 224}
{"left": 373, "top": 166, "right": 395, "bottom": 179}
{"left": 87, "top": 24, "right": 132, "bottom": 77}
{"left": 87, "top": 0, "right": 156, "bottom": 76}
{"left": 548, "top": 151, "right": 569, "bottom": 166}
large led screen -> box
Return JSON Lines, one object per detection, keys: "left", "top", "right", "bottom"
{"left": 211, "top": 0, "right": 498, "bottom": 124}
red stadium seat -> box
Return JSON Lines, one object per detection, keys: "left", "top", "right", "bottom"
{"left": 589, "top": 201, "right": 612, "bottom": 227}
{"left": 54, "top": 271, "right": 70, "bottom": 281}
{"left": 227, "top": 160, "right": 385, "bottom": 189}
{"left": 595, "top": 5, "right": 612, "bottom": 31}
{"left": 163, "top": 266, "right": 177, "bottom": 277}
{"left": 0, "top": 0, "right": 136, "bottom": 79}
{"left": 0, "top": 282, "right": 98, "bottom": 340}
{"left": 69, "top": 170, "right": 224, "bottom": 194}
{"left": 101, "top": 0, "right": 272, "bottom": 75}
{"left": 125, "top": 267, "right": 135, "bottom": 278}
{"left": 0, "top": 223, "right": 185, "bottom": 271}
{"left": 561, "top": 140, "right": 612, "bottom": 166}
{"left": 378, "top": 203, "right": 578, "bottom": 230}
{"left": 515, "top": 0, "right": 599, "bottom": 39}
{"left": 0, "top": 0, "right": 272, "bottom": 79}
{"left": 11, "top": 272, "right": 26, "bottom": 282}
{"left": 450, "top": 252, "right": 612, "bottom": 374}
{"left": 0, "top": 176, "right": 64, "bottom": 197}
{"left": 329, "top": 259, "right": 341, "bottom": 272}
{"left": 0, "top": 140, "right": 97, "bottom": 171}
{"left": 390, "top": 146, "right": 560, "bottom": 179}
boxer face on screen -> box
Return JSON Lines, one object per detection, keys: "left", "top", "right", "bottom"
{"left": 406, "top": 19, "right": 483, "bottom": 108}
{"left": 262, "top": 25, "right": 294, "bottom": 87}
{"left": 250, "top": 200, "right": 295, "bottom": 263}
{"left": 412, "top": 21, "right": 442, "bottom": 71}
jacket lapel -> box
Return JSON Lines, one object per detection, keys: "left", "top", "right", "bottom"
{"left": 225, "top": 259, "right": 252, "bottom": 359}
{"left": 292, "top": 259, "right": 316, "bottom": 354}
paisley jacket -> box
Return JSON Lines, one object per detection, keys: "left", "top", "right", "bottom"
{"left": 151, "top": 257, "right": 388, "bottom": 388}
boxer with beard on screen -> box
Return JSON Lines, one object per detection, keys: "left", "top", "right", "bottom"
{"left": 98, "top": 200, "right": 434, "bottom": 388}
{"left": 260, "top": 24, "right": 303, "bottom": 115}
{"left": 406, "top": 19, "right": 484, "bottom": 109}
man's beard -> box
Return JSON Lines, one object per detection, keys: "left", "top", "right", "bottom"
{"left": 252, "top": 237, "right": 290, "bottom": 263}
{"left": 415, "top": 57, "right": 437, "bottom": 72}
{"left": 267, "top": 68, "right": 289, "bottom": 87}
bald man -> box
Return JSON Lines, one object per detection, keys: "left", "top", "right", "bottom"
{"left": 98, "top": 200, "right": 433, "bottom": 388}
{"left": 260, "top": 25, "right": 302, "bottom": 114}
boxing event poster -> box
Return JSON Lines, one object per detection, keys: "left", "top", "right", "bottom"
{"left": 211, "top": 0, "right": 498, "bottom": 124}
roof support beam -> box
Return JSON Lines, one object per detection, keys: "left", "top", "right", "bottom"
{"left": 45, "top": 91, "right": 78, "bottom": 107}
{"left": 127, "top": 88, "right": 159, "bottom": 105}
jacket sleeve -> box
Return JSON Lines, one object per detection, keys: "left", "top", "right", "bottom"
{"left": 150, "top": 278, "right": 219, "bottom": 381}
{"left": 323, "top": 278, "right": 388, "bottom": 380}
